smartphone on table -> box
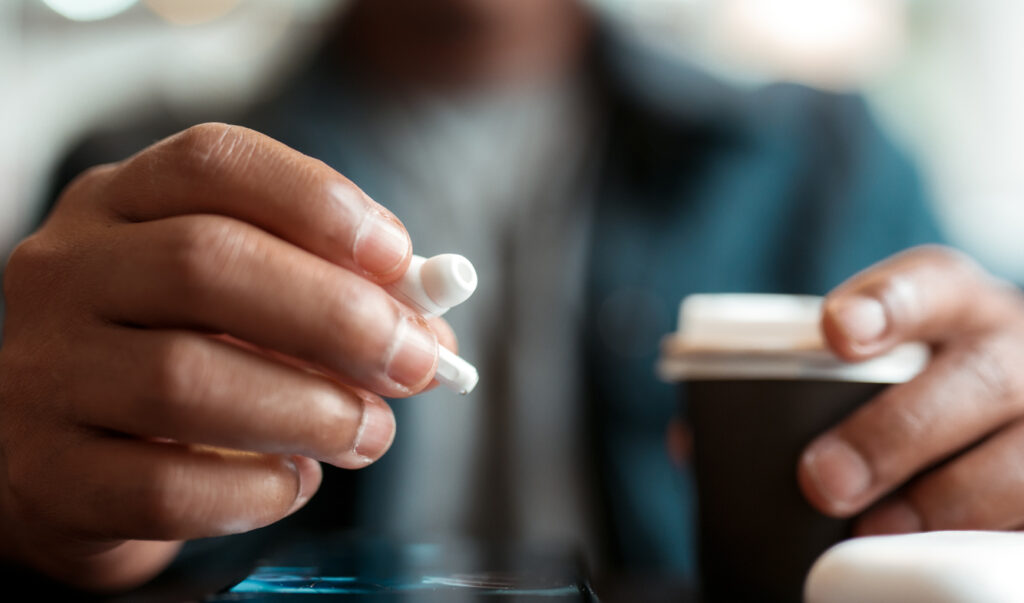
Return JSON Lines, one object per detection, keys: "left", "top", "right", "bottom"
{"left": 206, "top": 534, "right": 599, "bottom": 602}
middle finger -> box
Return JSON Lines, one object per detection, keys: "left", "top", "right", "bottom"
{"left": 88, "top": 215, "right": 438, "bottom": 397}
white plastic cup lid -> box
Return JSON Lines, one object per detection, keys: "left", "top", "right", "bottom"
{"left": 656, "top": 294, "right": 929, "bottom": 383}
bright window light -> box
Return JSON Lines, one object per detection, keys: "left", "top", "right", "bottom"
{"left": 143, "top": 0, "right": 241, "bottom": 26}
{"left": 40, "top": 0, "right": 139, "bottom": 21}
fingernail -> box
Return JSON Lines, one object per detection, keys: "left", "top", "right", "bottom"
{"left": 353, "top": 211, "right": 410, "bottom": 276}
{"left": 351, "top": 396, "right": 397, "bottom": 466}
{"left": 832, "top": 295, "right": 888, "bottom": 345}
{"left": 385, "top": 315, "right": 437, "bottom": 389}
{"left": 286, "top": 455, "right": 322, "bottom": 515}
{"left": 857, "top": 498, "right": 922, "bottom": 535}
{"left": 802, "top": 435, "right": 872, "bottom": 511}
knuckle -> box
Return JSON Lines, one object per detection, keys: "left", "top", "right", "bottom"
{"left": 4, "top": 454, "right": 48, "bottom": 520}
{"left": 320, "top": 288, "right": 357, "bottom": 342}
{"left": 2, "top": 447, "right": 77, "bottom": 531}
{"left": 4, "top": 236, "right": 46, "bottom": 289}
{"left": 45, "top": 161, "right": 120, "bottom": 219}
{"left": 165, "top": 122, "right": 257, "bottom": 179}
{"left": 906, "top": 244, "right": 986, "bottom": 282}
{"left": 164, "top": 217, "right": 252, "bottom": 292}
{"left": 2, "top": 236, "right": 66, "bottom": 309}
{"left": 958, "top": 337, "right": 1016, "bottom": 410}
{"left": 905, "top": 243, "right": 963, "bottom": 264}
{"left": 60, "top": 162, "right": 116, "bottom": 205}
{"left": 908, "top": 468, "right": 979, "bottom": 531}
{"left": 851, "top": 393, "right": 929, "bottom": 481}
{"left": 933, "top": 244, "right": 976, "bottom": 268}
{"left": 148, "top": 337, "right": 212, "bottom": 412}
{"left": 872, "top": 245, "right": 982, "bottom": 316}
{"left": 133, "top": 466, "right": 190, "bottom": 538}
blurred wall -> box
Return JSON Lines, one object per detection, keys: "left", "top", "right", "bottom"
{"left": 3, "top": 0, "right": 1023, "bottom": 280}
{"left": 0, "top": 0, "right": 338, "bottom": 253}
{"left": 598, "top": 0, "right": 1024, "bottom": 281}
{"left": 868, "top": 0, "right": 1024, "bottom": 282}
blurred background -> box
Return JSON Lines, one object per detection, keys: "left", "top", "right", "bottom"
{"left": 2, "top": 0, "right": 1022, "bottom": 280}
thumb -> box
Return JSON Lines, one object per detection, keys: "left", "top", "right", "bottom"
{"left": 822, "top": 245, "right": 1012, "bottom": 361}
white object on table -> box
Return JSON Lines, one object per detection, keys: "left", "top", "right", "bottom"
{"left": 805, "top": 531, "right": 1024, "bottom": 603}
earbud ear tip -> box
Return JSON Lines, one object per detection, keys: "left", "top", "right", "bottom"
{"left": 421, "top": 254, "right": 478, "bottom": 310}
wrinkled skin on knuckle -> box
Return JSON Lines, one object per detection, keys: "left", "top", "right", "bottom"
{"left": 164, "top": 217, "right": 255, "bottom": 297}
{"left": 160, "top": 123, "right": 260, "bottom": 182}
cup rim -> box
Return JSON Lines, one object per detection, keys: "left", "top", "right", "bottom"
{"left": 657, "top": 293, "right": 930, "bottom": 383}
{"left": 656, "top": 340, "right": 930, "bottom": 383}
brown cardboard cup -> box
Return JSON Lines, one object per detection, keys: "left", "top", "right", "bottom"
{"left": 658, "top": 294, "right": 928, "bottom": 603}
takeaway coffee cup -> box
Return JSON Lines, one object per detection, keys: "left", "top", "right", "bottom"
{"left": 657, "top": 294, "right": 929, "bottom": 603}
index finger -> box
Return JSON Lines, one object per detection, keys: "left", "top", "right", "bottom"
{"left": 68, "top": 123, "right": 411, "bottom": 282}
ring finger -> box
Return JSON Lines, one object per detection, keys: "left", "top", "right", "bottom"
{"left": 67, "top": 325, "right": 396, "bottom": 469}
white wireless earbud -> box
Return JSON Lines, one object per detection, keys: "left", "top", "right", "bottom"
{"left": 386, "top": 254, "right": 478, "bottom": 318}
{"left": 387, "top": 254, "right": 480, "bottom": 395}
